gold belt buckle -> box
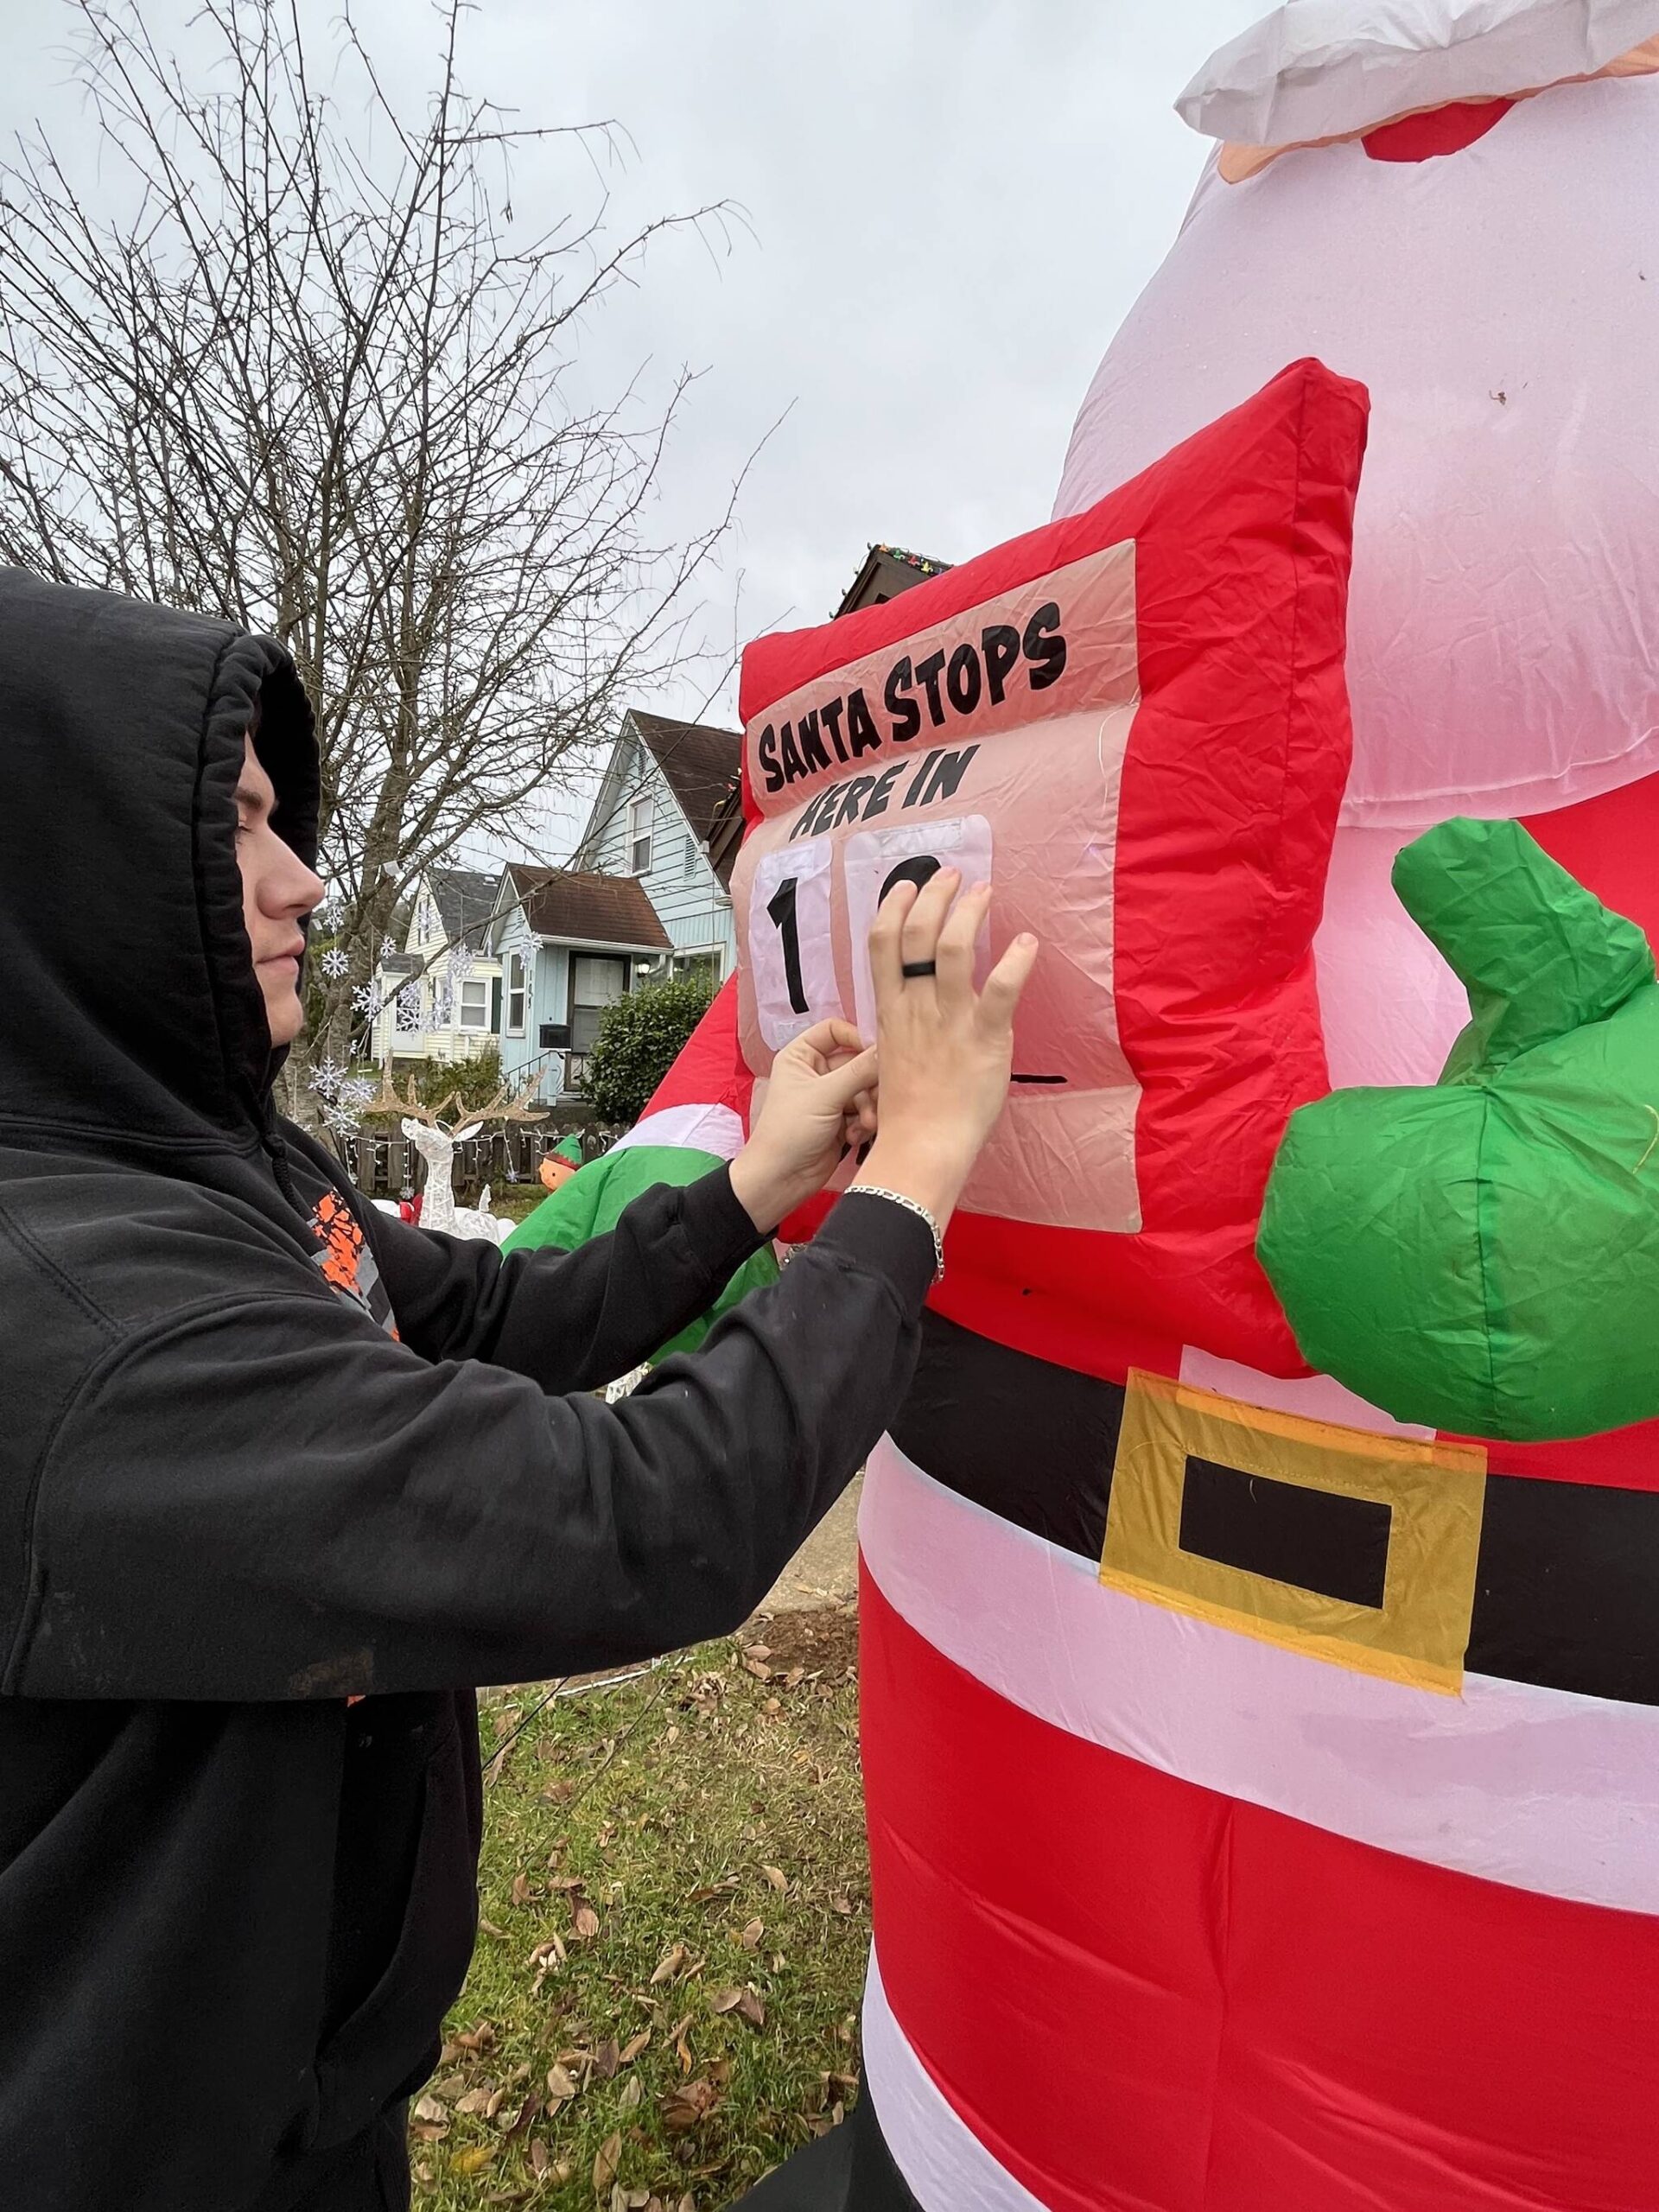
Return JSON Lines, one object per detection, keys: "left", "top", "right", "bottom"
{"left": 1102, "top": 1371, "right": 1487, "bottom": 1694}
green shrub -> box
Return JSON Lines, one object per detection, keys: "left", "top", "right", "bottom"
{"left": 579, "top": 976, "right": 715, "bottom": 1127}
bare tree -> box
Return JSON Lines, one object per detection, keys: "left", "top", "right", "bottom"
{"left": 0, "top": 0, "right": 744, "bottom": 1116}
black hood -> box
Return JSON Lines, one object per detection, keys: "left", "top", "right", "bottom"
{"left": 0, "top": 569, "right": 318, "bottom": 1161}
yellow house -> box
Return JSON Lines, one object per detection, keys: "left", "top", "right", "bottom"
{"left": 371, "top": 867, "right": 503, "bottom": 1066}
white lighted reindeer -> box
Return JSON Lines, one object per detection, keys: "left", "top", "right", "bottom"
{"left": 362, "top": 1071, "right": 547, "bottom": 1243}
{"left": 400, "top": 1108, "right": 504, "bottom": 1242}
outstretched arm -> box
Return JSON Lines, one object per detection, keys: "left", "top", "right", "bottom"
{"left": 10, "top": 877, "right": 1037, "bottom": 1701}
{"left": 359, "top": 1161, "right": 772, "bottom": 1395}
{"left": 292, "top": 1012, "right": 881, "bottom": 1395}
{"left": 17, "top": 1194, "right": 935, "bottom": 1701}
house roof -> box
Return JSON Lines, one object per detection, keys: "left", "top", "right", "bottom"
{"left": 504, "top": 862, "right": 671, "bottom": 951}
{"left": 427, "top": 867, "right": 499, "bottom": 948}
{"left": 705, "top": 779, "right": 745, "bottom": 892}
{"left": 875, "top": 542, "right": 951, "bottom": 580}
{"left": 626, "top": 710, "right": 742, "bottom": 843}
{"left": 836, "top": 542, "right": 953, "bottom": 618}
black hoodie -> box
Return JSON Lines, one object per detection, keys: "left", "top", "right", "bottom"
{"left": 0, "top": 571, "right": 932, "bottom": 2211}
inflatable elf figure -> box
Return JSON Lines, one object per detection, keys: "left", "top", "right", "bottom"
{"left": 535, "top": 1132, "right": 584, "bottom": 1195}
{"left": 499, "top": 1007, "right": 779, "bottom": 1365}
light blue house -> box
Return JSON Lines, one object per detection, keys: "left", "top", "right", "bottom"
{"left": 571, "top": 708, "right": 741, "bottom": 985}
{"left": 487, "top": 863, "right": 671, "bottom": 1105}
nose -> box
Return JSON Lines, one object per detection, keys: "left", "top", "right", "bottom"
{"left": 259, "top": 833, "right": 327, "bottom": 921}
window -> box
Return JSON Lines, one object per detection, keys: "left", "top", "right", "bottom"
{"left": 683, "top": 833, "right": 696, "bottom": 880}
{"left": 629, "top": 794, "right": 653, "bottom": 874}
{"left": 505, "top": 951, "right": 527, "bottom": 1035}
{"left": 459, "top": 979, "right": 489, "bottom": 1031}
{"left": 570, "top": 955, "right": 627, "bottom": 1052}
{"left": 633, "top": 949, "right": 717, "bottom": 993}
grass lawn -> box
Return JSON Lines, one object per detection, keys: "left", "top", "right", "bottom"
{"left": 416, "top": 1610, "right": 868, "bottom": 2210}
{"left": 486, "top": 1185, "right": 549, "bottom": 1229}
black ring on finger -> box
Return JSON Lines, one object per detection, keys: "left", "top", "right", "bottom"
{"left": 900, "top": 960, "right": 938, "bottom": 979}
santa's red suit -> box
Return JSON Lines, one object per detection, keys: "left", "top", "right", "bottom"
{"left": 658, "top": 13, "right": 1659, "bottom": 2207}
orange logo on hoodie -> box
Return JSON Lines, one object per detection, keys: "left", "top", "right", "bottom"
{"left": 310, "top": 1189, "right": 365, "bottom": 1294}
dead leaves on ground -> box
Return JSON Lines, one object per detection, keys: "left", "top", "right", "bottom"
{"left": 592, "top": 2129, "right": 622, "bottom": 2193}
{"left": 660, "top": 2075, "right": 722, "bottom": 2136}
{"left": 709, "top": 1986, "right": 766, "bottom": 2031}
{"left": 421, "top": 1624, "right": 866, "bottom": 2202}
{"left": 649, "top": 1941, "right": 690, "bottom": 1985}
{"left": 594, "top": 2125, "right": 702, "bottom": 2210}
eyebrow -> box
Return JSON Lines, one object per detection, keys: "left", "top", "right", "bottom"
{"left": 235, "top": 779, "right": 274, "bottom": 817}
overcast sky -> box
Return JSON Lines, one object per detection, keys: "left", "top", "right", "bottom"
{"left": 0, "top": 0, "right": 1267, "bottom": 861}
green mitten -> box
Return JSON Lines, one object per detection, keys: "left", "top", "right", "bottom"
{"left": 500, "top": 1142, "right": 779, "bottom": 1364}
{"left": 1259, "top": 817, "right": 1659, "bottom": 1440}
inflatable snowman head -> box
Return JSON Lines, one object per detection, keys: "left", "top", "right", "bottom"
{"left": 1058, "top": 0, "right": 1659, "bottom": 830}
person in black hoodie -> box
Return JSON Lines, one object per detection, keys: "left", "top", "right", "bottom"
{"left": 0, "top": 572, "right": 1036, "bottom": 2212}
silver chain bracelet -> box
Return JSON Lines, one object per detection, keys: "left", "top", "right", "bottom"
{"left": 842, "top": 1185, "right": 945, "bottom": 1282}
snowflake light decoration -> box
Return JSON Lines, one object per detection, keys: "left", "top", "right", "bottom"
{"left": 352, "top": 982, "right": 384, "bottom": 1020}
{"left": 318, "top": 947, "right": 350, "bottom": 981}
{"left": 395, "top": 983, "right": 423, "bottom": 1033}
{"left": 313, "top": 1064, "right": 378, "bottom": 1141}
{"left": 379, "top": 936, "right": 397, "bottom": 963}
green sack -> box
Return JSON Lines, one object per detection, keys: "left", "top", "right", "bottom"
{"left": 500, "top": 1140, "right": 779, "bottom": 1364}
{"left": 1259, "top": 816, "right": 1659, "bottom": 1440}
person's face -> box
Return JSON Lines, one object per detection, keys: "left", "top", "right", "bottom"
{"left": 236, "top": 735, "right": 325, "bottom": 1047}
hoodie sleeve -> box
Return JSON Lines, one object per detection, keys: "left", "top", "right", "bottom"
{"left": 11, "top": 1198, "right": 933, "bottom": 1701}
{"left": 362, "top": 1165, "right": 770, "bottom": 1392}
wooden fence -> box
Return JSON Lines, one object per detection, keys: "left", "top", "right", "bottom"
{"left": 337, "top": 1124, "right": 576, "bottom": 1205}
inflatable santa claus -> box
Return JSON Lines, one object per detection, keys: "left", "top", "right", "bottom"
{"left": 530, "top": 5, "right": 1659, "bottom": 2205}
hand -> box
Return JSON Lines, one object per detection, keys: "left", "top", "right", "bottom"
{"left": 1261, "top": 816, "right": 1659, "bottom": 1440}
{"left": 729, "top": 1018, "right": 879, "bottom": 1233}
{"left": 851, "top": 868, "right": 1038, "bottom": 1229}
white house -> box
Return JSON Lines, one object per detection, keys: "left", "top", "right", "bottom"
{"left": 572, "top": 708, "right": 741, "bottom": 985}
{"left": 370, "top": 867, "right": 503, "bottom": 1067}
{"left": 488, "top": 863, "right": 672, "bottom": 1105}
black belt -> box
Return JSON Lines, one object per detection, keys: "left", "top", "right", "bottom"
{"left": 892, "top": 1311, "right": 1659, "bottom": 1707}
